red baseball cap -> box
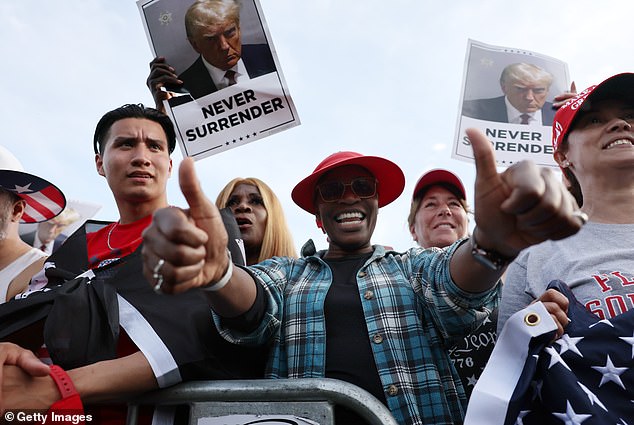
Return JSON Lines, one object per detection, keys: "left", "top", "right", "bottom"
{"left": 552, "top": 73, "right": 634, "bottom": 151}
{"left": 291, "top": 151, "right": 405, "bottom": 214}
{"left": 412, "top": 169, "right": 466, "bottom": 201}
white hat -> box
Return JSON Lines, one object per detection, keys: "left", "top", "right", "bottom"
{"left": 0, "top": 145, "right": 66, "bottom": 223}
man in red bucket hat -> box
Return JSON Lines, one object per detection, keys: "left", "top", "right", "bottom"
{"left": 139, "top": 128, "right": 585, "bottom": 424}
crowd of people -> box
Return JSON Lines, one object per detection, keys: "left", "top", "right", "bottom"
{"left": 0, "top": 1, "right": 633, "bottom": 425}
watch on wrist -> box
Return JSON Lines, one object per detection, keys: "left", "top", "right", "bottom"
{"left": 470, "top": 232, "right": 515, "bottom": 271}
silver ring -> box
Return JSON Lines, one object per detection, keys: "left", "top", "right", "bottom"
{"left": 152, "top": 259, "right": 165, "bottom": 293}
{"left": 153, "top": 258, "right": 165, "bottom": 274}
{"left": 153, "top": 274, "right": 164, "bottom": 294}
{"left": 572, "top": 210, "right": 589, "bottom": 225}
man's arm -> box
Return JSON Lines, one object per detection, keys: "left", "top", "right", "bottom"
{"left": 0, "top": 344, "right": 156, "bottom": 411}
{"left": 68, "top": 351, "right": 157, "bottom": 403}
{"left": 449, "top": 128, "right": 582, "bottom": 293}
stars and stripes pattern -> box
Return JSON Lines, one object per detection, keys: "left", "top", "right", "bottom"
{"left": 0, "top": 169, "right": 66, "bottom": 223}
{"left": 465, "top": 280, "right": 634, "bottom": 425}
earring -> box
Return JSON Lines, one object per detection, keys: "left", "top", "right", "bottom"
{"left": 561, "top": 160, "right": 571, "bottom": 168}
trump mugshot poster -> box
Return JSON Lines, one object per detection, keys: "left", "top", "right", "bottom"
{"left": 453, "top": 39, "right": 570, "bottom": 168}
{"left": 137, "top": 0, "right": 300, "bottom": 160}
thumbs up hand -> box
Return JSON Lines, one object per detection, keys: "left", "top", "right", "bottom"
{"left": 467, "top": 128, "right": 583, "bottom": 258}
{"left": 142, "top": 157, "right": 229, "bottom": 294}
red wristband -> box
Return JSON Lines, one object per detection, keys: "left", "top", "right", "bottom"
{"left": 49, "top": 365, "right": 79, "bottom": 399}
{"left": 46, "top": 365, "right": 85, "bottom": 424}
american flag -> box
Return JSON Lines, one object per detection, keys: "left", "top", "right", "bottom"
{"left": 465, "top": 280, "right": 634, "bottom": 425}
{"left": 0, "top": 169, "right": 65, "bottom": 222}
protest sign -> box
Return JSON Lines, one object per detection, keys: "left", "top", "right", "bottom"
{"left": 453, "top": 39, "right": 569, "bottom": 167}
{"left": 138, "top": 0, "right": 300, "bottom": 160}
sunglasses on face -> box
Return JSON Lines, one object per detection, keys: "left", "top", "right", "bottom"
{"left": 316, "top": 177, "right": 377, "bottom": 202}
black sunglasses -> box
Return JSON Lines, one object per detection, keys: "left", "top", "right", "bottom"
{"left": 317, "top": 178, "right": 377, "bottom": 202}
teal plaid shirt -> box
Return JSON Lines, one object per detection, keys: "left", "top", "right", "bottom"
{"left": 213, "top": 241, "right": 499, "bottom": 425}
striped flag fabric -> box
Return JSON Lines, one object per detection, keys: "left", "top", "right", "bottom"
{"left": 465, "top": 280, "right": 634, "bottom": 425}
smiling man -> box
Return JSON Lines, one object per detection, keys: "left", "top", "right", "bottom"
{"left": 140, "top": 131, "right": 586, "bottom": 424}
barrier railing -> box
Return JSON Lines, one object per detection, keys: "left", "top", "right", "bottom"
{"left": 126, "top": 378, "right": 399, "bottom": 425}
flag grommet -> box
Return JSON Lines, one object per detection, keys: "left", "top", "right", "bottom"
{"left": 524, "top": 312, "right": 541, "bottom": 326}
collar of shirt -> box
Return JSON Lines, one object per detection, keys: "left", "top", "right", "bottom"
{"left": 201, "top": 56, "right": 249, "bottom": 89}
{"left": 504, "top": 97, "right": 543, "bottom": 125}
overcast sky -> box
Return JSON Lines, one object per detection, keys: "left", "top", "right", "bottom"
{"left": 3, "top": 0, "right": 632, "bottom": 252}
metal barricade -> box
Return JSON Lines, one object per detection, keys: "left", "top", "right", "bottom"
{"left": 127, "top": 378, "right": 399, "bottom": 425}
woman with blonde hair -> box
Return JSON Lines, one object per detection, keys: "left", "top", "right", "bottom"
{"left": 216, "top": 177, "right": 296, "bottom": 265}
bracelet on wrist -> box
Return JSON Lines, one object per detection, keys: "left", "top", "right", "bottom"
{"left": 47, "top": 365, "right": 84, "bottom": 416}
{"left": 201, "top": 248, "right": 233, "bottom": 292}
{"left": 470, "top": 231, "right": 515, "bottom": 271}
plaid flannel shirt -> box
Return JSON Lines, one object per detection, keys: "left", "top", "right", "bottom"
{"left": 213, "top": 241, "right": 499, "bottom": 425}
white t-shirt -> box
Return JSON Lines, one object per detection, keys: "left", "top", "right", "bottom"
{"left": 0, "top": 248, "right": 47, "bottom": 303}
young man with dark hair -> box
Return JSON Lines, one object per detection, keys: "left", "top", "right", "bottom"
{"left": 0, "top": 104, "right": 262, "bottom": 423}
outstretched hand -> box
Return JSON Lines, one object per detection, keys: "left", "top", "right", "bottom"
{"left": 142, "top": 157, "right": 230, "bottom": 294}
{"left": 467, "top": 128, "right": 583, "bottom": 257}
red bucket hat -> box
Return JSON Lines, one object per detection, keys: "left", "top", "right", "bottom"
{"left": 552, "top": 73, "right": 634, "bottom": 151}
{"left": 412, "top": 169, "right": 466, "bottom": 201}
{"left": 291, "top": 151, "right": 405, "bottom": 214}
{"left": 0, "top": 146, "right": 66, "bottom": 223}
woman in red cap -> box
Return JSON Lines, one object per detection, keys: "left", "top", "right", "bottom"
{"left": 408, "top": 169, "right": 470, "bottom": 249}
{"left": 499, "top": 73, "right": 634, "bottom": 330}
{"left": 138, "top": 128, "right": 583, "bottom": 424}
{"left": 407, "top": 169, "right": 497, "bottom": 400}
{"left": 466, "top": 73, "right": 634, "bottom": 425}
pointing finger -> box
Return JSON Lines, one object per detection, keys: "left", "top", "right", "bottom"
{"left": 467, "top": 127, "right": 500, "bottom": 191}
{"left": 178, "top": 157, "right": 228, "bottom": 263}
{"left": 179, "top": 157, "right": 217, "bottom": 224}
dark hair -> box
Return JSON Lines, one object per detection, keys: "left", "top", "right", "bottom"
{"left": 0, "top": 188, "right": 21, "bottom": 205}
{"left": 93, "top": 104, "right": 176, "bottom": 155}
{"left": 558, "top": 138, "right": 583, "bottom": 207}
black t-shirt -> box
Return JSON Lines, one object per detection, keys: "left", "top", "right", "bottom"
{"left": 323, "top": 253, "right": 387, "bottom": 424}
{"left": 225, "top": 252, "right": 390, "bottom": 424}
